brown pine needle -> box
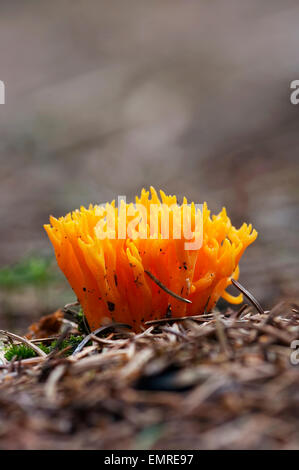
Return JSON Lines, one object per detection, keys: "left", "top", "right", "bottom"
{"left": 231, "top": 279, "right": 264, "bottom": 315}
{"left": 145, "top": 270, "right": 192, "bottom": 304}
{"left": 145, "top": 313, "right": 213, "bottom": 326}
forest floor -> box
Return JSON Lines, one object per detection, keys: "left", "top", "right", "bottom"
{"left": 1, "top": 297, "right": 299, "bottom": 450}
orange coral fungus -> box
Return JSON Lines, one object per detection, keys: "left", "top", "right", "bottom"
{"left": 44, "top": 187, "right": 257, "bottom": 331}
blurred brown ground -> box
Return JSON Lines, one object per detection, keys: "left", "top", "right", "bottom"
{"left": 0, "top": 0, "right": 299, "bottom": 329}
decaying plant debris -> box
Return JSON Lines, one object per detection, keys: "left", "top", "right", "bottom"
{"left": 1, "top": 299, "right": 299, "bottom": 450}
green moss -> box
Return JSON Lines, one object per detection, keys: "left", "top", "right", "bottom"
{"left": 4, "top": 335, "right": 84, "bottom": 361}
{"left": 75, "top": 309, "right": 90, "bottom": 334}
{"left": 50, "top": 335, "right": 85, "bottom": 356}
{"left": 4, "top": 343, "right": 50, "bottom": 361}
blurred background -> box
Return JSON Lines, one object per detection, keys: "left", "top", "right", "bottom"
{"left": 0, "top": 0, "right": 299, "bottom": 332}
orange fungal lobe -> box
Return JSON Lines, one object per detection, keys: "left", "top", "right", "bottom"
{"left": 44, "top": 188, "right": 257, "bottom": 331}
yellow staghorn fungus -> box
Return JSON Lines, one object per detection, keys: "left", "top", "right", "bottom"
{"left": 44, "top": 187, "right": 257, "bottom": 331}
